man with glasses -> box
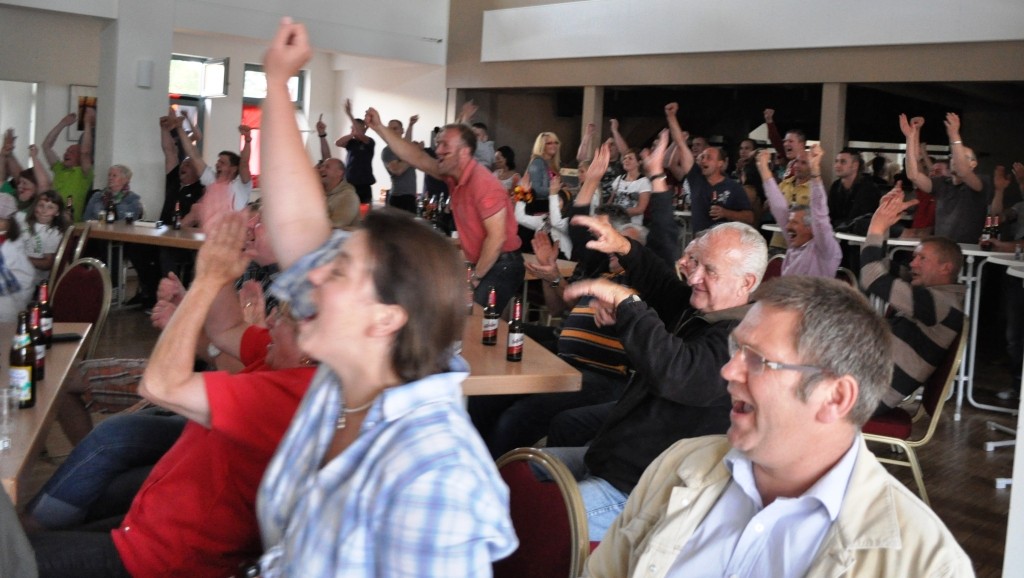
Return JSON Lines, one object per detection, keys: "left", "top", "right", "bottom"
{"left": 542, "top": 134, "right": 767, "bottom": 542}
{"left": 585, "top": 276, "right": 971, "bottom": 577}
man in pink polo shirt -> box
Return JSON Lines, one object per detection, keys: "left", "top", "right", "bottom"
{"left": 365, "top": 108, "right": 523, "bottom": 310}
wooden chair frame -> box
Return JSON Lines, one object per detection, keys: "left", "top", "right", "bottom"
{"left": 496, "top": 447, "right": 590, "bottom": 578}
{"left": 863, "top": 316, "right": 968, "bottom": 506}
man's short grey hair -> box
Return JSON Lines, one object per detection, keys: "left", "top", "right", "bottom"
{"left": 616, "top": 223, "right": 649, "bottom": 246}
{"left": 751, "top": 276, "right": 893, "bottom": 426}
{"left": 703, "top": 222, "right": 767, "bottom": 290}
{"left": 789, "top": 204, "right": 812, "bottom": 227}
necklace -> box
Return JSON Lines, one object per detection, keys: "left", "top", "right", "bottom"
{"left": 335, "top": 398, "right": 375, "bottom": 430}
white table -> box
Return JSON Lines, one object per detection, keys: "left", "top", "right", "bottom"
{"left": 1001, "top": 264, "right": 1024, "bottom": 576}
{"left": 967, "top": 253, "right": 1024, "bottom": 418}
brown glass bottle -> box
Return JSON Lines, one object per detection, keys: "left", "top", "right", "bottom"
{"left": 506, "top": 297, "right": 524, "bottom": 362}
{"left": 11, "top": 312, "right": 36, "bottom": 409}
{"left": 105, "top": 195, "right": 117, "bottom": 223}
{"left": 37, "top": 281, "right": 54, "bottom": 348}
{"left": 481, "top": 287, "right": 499, "bottom": 346}
{"left": 172, "top": 201, "right": 182, "bottom": 230}
{"left": 28, "top": 303, "right": 46, "bottom": 382}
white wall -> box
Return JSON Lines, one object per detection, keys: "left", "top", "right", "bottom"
{"left": 482, "top": 0, "right": 1024, "bottom": 61}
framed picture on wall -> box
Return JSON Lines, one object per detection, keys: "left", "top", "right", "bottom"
{"left": 66, "top": 84, "right": 97, "bottom": 142}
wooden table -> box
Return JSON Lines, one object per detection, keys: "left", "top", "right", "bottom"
{"left": 77, "top": 221, "right": 205, "bottom": 250}
{"left": 460, "top": 307, "right": 581, "bottom": 396}
{"left": 1, "top": 322, "right": 91, "bottom": 506}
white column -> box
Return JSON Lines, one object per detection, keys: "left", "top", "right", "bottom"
{"left": 96, "top": 0, "right": 174, "bottom": 217}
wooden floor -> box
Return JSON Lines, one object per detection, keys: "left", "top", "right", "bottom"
{"left": 30, "top": 304, "right": 1021, "bottom": 577}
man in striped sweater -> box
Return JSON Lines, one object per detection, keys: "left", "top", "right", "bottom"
{"left": 859, "top": 188, "right": 965, "bottom": 415}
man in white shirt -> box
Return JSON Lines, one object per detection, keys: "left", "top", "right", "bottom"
{"left": 175, "top": 120, "right": 253, "bottom": 211}
{"left": 585, "top": 276, "right": 973, "bottom": 578}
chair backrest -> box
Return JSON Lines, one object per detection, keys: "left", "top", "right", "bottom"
{"left": 834, "top": 267, "right": 858, "bottom": 288}
{"left": 763, "top": 254, "right": 784, "bottom": 281}
{"left": 50, "top": 223, "right": 91, "bottom": 289}
{"left": 52, "top": 257, "right": 111, "bottom": 359}
{"left": 493, "top": 448, "right": 589, "bottom": 578}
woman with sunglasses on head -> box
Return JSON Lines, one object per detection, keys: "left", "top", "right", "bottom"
{"left": 255, "top": 19, "right": 516, "bottom": 577}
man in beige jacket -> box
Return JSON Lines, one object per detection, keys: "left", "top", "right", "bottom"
{"left": 585, "top": 276, "right": 972, "bottom": 578}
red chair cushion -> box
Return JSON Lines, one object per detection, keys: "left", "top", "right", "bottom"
{"left": 493, "top": 460, "right": 574, "bottom": 578}
{"left": 862, "top": 407, "right": 913, "bottom": 439}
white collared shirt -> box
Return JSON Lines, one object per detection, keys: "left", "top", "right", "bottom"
{"left": 665, "top": 436, "right": 860, "bottom": 578}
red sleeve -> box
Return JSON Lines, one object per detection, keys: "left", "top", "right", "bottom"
{"left": 239, "top": 326, "right": 272, "bottom": 367}
{"left": 206, "top": 365, "right": 316, "bottom": 451}
{"left": 475, "top": 180, "right": 512, "bottom": 221}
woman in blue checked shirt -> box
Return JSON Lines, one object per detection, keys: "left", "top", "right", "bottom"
{"left": 253, "top": 19, "right": 517, "bottom": 577}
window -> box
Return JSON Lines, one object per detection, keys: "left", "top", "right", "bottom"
{"left": 242, "top": 63, "right": 303, "bottom": 103}
{"left": 169, "top": 55, "right": 228, "bottom": 98}
{"left": 240, "top": 64, "right": 306, "bottom": 188}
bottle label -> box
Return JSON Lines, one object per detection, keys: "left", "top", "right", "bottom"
{"left": 10, "top": 366, "right": 32, "bottom": 402}
{"left": 41, "top": 318, "right": 53, "bottom": 334}
{"left": 35, "top": 344, "right": 45, "bottom": 362}
{"left": 12, "top": 334, "right": 30, "bottom": 348}
{"left": 482, "top": 318, "right": 499, "bottom": 339}
{"left": 507, "top": 332, "right": 524, "bottom": 356}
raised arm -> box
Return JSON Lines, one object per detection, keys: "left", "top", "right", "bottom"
{"left": 405, "top": 115, "right": 418, "bottom": 141}
{"left": 609, "top": 118, "right": 629, "bottom": 159}
{"left": 42, "top": 114, "right": 76, "bottom": 167}
{"left": 315, "top": 114, "right": 331, "bottom": 161}
{"left": 365, "top": 107, "right": 443, "bottom": 180}
{"left": 576, "top": 122, "right": 596, "bottom": 163}
{"left": 456, "top": 100, "right": 478, "bottom": 125}
{"left": 175, "top": 114, "right": 208, "bottom": 175}
{"left": 79, "top": 107, "right": 94, "bottom": 175}
{"left": 759, "top": 150, "right": 790, "bottom": 229}
{"left": 238, "top": 125, "right": 254, "bottom": 184}
{"left": 160, "top": 110, "right": 178, "bottom": 173}
{"left": 944, "top": 113, "right": 983, "bottom": 192}
{"left": 664, "top": 103, "right": 693, "bottom": 180}
{"left": 139, "top": 212, "right": 250, "bottom": 426}
{"left": 900, "top": 114, "right": 931, "bottom": 193}
{"left": 260, "top": 18, "right": 333, "bottom": 268}
{"left": 27, "top": 145, "right": 51, "bottom": 193}
{"left": 991, "top": 165, "right": 1011, "bottom": 216}
{"left": 763, "top": 108, "right": 786, "bottom": 161}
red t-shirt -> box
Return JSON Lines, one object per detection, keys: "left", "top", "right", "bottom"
{"left": 912, "top": 188, "right": 936, "bottom": 229}
{"left": 445, "top": 158, "right": 521, "bottom": 264}
{"left": 112, "top": 326, "right": 316, "bottom": 578}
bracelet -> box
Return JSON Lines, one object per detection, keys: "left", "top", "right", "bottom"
{"left": 648, "top": 173, "right": 667, "bottom": 181}
{"left": 951, "top": 140, "right": 962, "bottom": 145}
{"left": 549, "top": 277, "right": 561, "bottom": 289}
{"left": 318, "top": 133, "right": 328, "bottom": 138}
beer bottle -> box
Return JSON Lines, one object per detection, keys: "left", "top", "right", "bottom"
{"left": 465, "top": 266, "right": 475, "bottom": 316}
{"left": 37, "top": 281, "right": 53, "bottom": 348}
{"left": 481, "top": 287, "right": 499, "bottom": 346}
{"left": 980, "top": 215, "right": 993, "bottom": 248}
{"left": 172, "top": 201, "right": 183, "bottom": 230}
{"left": 11, "top": 312, "right": 35, "bottom": 409}
{"left": 28, "top": 303, "right": 46, "bottom": 382}
{"left": 506, "top": 297, "right": 524, "bottom": 362}
{"left": 65, "top": 195, "right": 75, "bottom": 220}
{"left": 105, "top": 195, "right": 117, "bottom": 224}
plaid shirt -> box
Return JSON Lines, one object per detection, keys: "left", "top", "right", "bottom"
{"left": 258, "top": 232, "right": 517, "bottom": 577}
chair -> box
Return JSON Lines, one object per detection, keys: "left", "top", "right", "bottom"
{"left": 51, "top": 257, "right": 111, "bottom": 360}
{"left": 834, "top": 266, "right": 858, "bottom": 288}
{"left": 49, "top": 223, "right": 91, "bottom": 289}
{"left": 493, "top": 448, "right": 590, "bottom": 578}
{"left": 763, "top": 254, "right": 784, "bottom": 281}
{"left": 862, "top": 316, "right": 968, "bottom": 506}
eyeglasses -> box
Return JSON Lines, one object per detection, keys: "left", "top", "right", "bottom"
{"left": 727, "top": 335, "right": 823, "bottom": 376}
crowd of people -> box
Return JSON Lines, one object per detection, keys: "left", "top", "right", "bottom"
{"left": 6, "top": 15, "right": 1024, "bottom": 578}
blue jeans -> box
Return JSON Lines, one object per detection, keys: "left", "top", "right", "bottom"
{"left": 469, "top": 367, "right": 628, "bottom": 458}
{"left": 26, "top": 408, "right": 186, "bottom": 530}
{"left": 473, "top": 251, "right": 525, "bottom": 314}
{"left": 540, "top": 446, "right": 629, "bottom": 542}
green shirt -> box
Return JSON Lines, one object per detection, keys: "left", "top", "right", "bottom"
{"left": 51, "top": 162, "right": 94, "bottom": 222}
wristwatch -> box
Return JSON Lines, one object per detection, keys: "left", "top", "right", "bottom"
{"left": 620, "top": 293, "right": 642, "bottom": 306}
{"left": 549, "top": 277, "right": 562, "bottom": 288}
